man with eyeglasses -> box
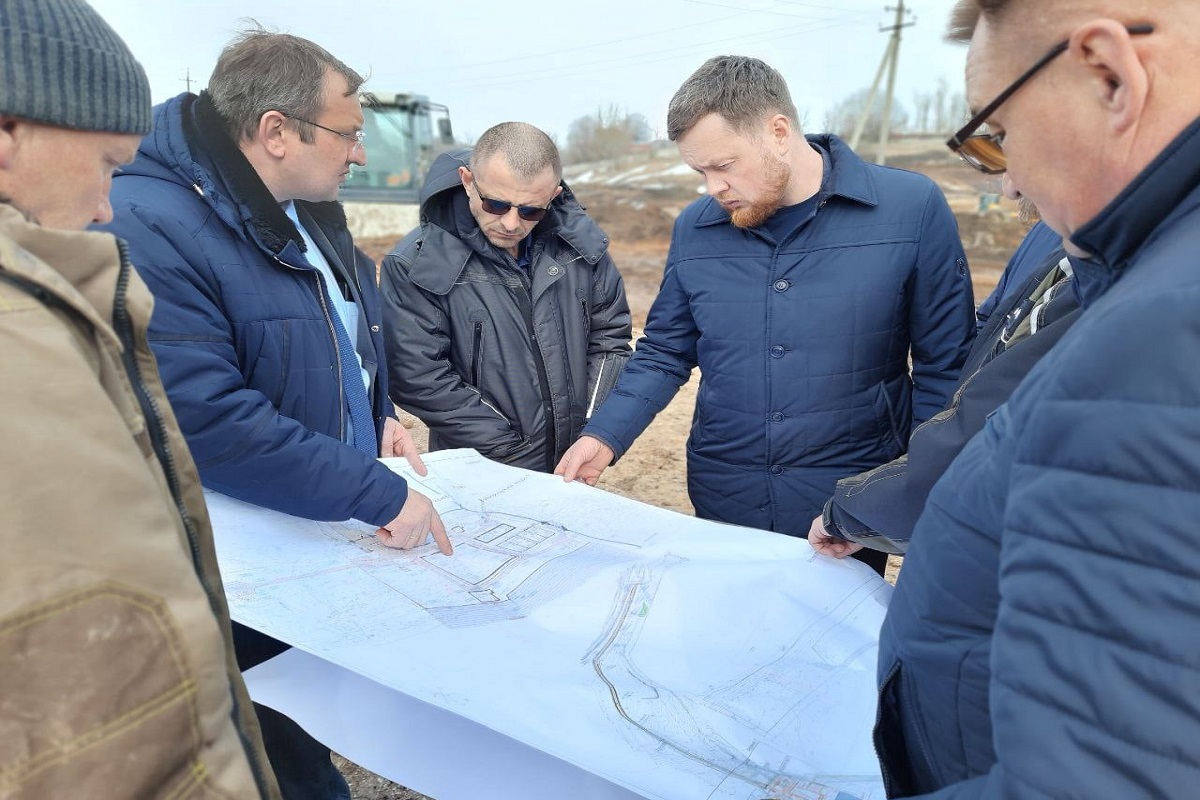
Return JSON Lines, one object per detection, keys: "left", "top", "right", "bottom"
{"left": 556, "top": 56, "right": 975, "bottom": 576}
{"left": 873, "top": 2, "right": 1200, "bottom": 797}
{"left": 380, "top": 122, "right": 631, "bottom": 473}
{"left": 101, "top": 27, "right": 451, "bottom": 800}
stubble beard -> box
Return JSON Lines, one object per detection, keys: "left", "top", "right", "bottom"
{"left": 728, "top": 154, "right": 791, "bottom": 230}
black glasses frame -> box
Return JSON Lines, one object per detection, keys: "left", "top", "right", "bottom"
{"left": 946, "top": 23, "right": 1154, "bottom": 174}
{"left": 281, "top": 112, "right": 365, "bottom": 147}
{"left": 468, "top": 173, "right": 554, "bottom": 222}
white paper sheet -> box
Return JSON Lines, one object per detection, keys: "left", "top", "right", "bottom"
{"left": 212, "top": 449, "right": 891, "bottom": 800}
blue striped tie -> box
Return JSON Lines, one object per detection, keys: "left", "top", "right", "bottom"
{"left": 332, "top": 312, "right": 377, "bottom": 457}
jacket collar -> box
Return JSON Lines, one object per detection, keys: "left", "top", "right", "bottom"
{"left": 187, "top": 92, "right": 306, "bottom": 257}
{"left": 0, "top": 204, "right": 126, "bottom": 350}
{"left": 1068, "top": 115, "right": 1200, "bottom": 307}
{"left": 692, "top": 133, "right": 879, "bottom": 228}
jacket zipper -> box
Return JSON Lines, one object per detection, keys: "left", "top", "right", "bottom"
{"left": 112, "top": 242, "right": 275, "bottom": 797}
{"left": 471, "top": 321, "right": 483, "bottom": 387}
{"left": 512, "top": 270, "right": 557, "bottom": 471}
{"left": 275, "top": 256, "right": 347, "bottom": 443}
{"left": 874, "top": 661, "right": 900, "bottom": 798}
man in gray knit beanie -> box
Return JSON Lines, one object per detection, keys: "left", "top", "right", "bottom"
{"left": 0, "top": 1, "right": 281, "bottom": 797}
{"left": 0, "top": 0, "right": 149, "bottom": 228}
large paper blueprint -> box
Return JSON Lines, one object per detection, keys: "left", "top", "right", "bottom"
{"left": 208, "top": 449, "right": 891, "bottom": 800}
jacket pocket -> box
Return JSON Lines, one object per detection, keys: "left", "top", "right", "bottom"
{"left": 468, "top": 309, "right": 489, "bottom": 389}
{"left": 874, "top": 659, "right": 936, "bottom": 798}
{"left": 577, "top": 291, "right": 591, "bottom": 334}
{"left": 0, "top": 582, "right": 217, "bottom": 799}
{"left": 471, "top": 321, "right": 484, "bottom": 387}
{"left": 874, "top": 377, "right": 910, "bottom": 455}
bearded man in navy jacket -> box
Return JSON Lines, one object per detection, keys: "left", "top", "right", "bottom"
{"left": 557, "top": 55, "right": 975, "bottom": 576}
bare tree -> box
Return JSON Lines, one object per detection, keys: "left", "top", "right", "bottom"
{"left": 824, "top": 87, "right": 909, "bottom": 143}
{"left": 911, "top": 90, "right": 935, "bottom": 134}
{"left": 565, "top": 105, "right": 653, "bottom": 164}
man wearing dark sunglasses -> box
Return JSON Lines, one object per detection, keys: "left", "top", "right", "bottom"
{"left": 874, "top": 2, "right": 1200, "bottom": 798}
{"left": 381, "top": 122, "right": 631, "bottom": 473}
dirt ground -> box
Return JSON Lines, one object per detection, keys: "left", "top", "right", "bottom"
{"left": 343, "top": 151, "right": 1024, "bottom": 798}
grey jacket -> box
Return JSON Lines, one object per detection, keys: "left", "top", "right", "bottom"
{"left": 381, "top": 149, "right": 631, "bottom": 472}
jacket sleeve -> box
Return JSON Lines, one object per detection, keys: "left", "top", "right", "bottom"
{"left": 906, "top": 185, "right": 975, "bottom": 425}
{"left": 913, "top": 288, "right": 1200, "bottom": 799}
{"left": 105, "top": 205, "right": 408, "bottom": 528}
{"left": 827, "top": 302, "right": 1079, "bottom": 553}
{"left": 582, "top": 233, "right": 698, "bottom": 457}
{"left": 822, "top": 456, "right": 914, "bottom": 555}
{"left": 379, "top": 247, "right": 534, "bottom": 463}
{"left": 585, "top": 251, "right": 633, "bottom": 416}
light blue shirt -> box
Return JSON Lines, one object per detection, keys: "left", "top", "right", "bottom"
{"left": 282, "top": 201, "right": 371, "bottom": 438}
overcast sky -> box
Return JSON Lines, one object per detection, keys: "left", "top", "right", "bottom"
{"left": 89, "top": 0, "right": 967, "bottom": 144}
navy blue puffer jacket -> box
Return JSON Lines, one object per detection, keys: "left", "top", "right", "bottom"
{"left": 585, "top": 135, "right": 974, "bottom": 534}
{"left": 875, "top": 117, "right": 1200, "bottom": 798}
{"left": 100, "top": 93, "right": 408, "bottom": 526}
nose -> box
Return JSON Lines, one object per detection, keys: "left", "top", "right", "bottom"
{"left": 1000, "top": 173, "right": 1020, "bottom": 201}
{"left": 704, "top": 174, "right": 729, "bottom": 197}
{"left": 499, "top": 207, "right": 523, "bottom": 231}
{"left": 93, "top": 195, "right": 114, "bottom": 225}
{"left": 350, "top": 142, "right": 367, "bottom": 167}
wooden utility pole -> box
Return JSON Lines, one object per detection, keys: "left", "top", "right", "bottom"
{"left": 849, "top": 1, "right": 915, "bottom": 164}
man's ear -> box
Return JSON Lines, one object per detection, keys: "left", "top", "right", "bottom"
{"left": 458, "top": 164, "right": 472, "bottom": 189}
{"left": 0, "top": 116, "right": 24, "bottom": 169}
{"left": 257, "top": 110, "right": 291, "bottom": 158}
{"left": 1071, "top": 20, "right": 1149, "bottom": 135}
{"left": 768, "top": 113, "right": 792, "bottom": 154}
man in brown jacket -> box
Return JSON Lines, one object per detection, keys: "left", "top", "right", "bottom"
{"left": 0, "top": 1, "right": 279, "bottom": 797}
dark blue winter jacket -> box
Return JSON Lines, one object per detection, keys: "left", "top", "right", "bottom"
{"left": 100, "top": 92, "right": 408, "bottom": 526}
{"left": 824, "top": 229, "right": 1073, "bottom": 553}
{"left": 584, "top": 135, "right": 975, "bottom": 534}
{"left": 875, "top": 116, "right": 1200, "bottom": 798}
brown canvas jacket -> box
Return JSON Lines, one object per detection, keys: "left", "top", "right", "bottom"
{"left": 0, "top": 204, "right": 280, "bottom": 799}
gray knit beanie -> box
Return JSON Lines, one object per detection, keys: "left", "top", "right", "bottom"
{"left": 0, "top": 0, "right": 151, "bottom": 134}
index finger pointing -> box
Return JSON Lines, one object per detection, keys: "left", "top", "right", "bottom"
{"left": 429, "top": 510, "right": 453, "bottom": 556}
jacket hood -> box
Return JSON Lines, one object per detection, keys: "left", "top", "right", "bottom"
{"left": 408, "top": 148, "right": 610, "bottom": 292}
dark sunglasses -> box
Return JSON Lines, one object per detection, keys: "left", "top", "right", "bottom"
{"left": 947, "top": 23, "right": 1154, "bottom": 174}
{"left": 469, "top": 174, "right": 553, "bottom": 222}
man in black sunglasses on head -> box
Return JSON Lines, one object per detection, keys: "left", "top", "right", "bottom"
{"left": 381, "top": 122, "right": 632, "bottom": 473}
{"left": 873, "top": 1, "right": 1200, "bottom": 797}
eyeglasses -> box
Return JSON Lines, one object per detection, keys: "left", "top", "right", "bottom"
{"left": 469, "top": 173, "right": 553, "bottom": 222}
{"left": 947, "top": 23, "right": 1154, "bottom": 174}
{"left": 281, "top": 112, "right": 365, "bottom": 148}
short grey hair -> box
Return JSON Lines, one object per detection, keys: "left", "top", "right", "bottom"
{"left": 666, "top": 55, "right": 799, "bottom": 141}
{"left": 208, "top": 25, "right": 364, "bottom": 144}
{"left": 947, "top": 0, "right": 1022, "bottom": 42}
{"left": 469, "top": 121, "right": 562, "bottom": 181}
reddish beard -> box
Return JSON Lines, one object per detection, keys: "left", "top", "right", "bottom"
{"left": 727, "top": 154, "right": 791, "bottom": 229}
